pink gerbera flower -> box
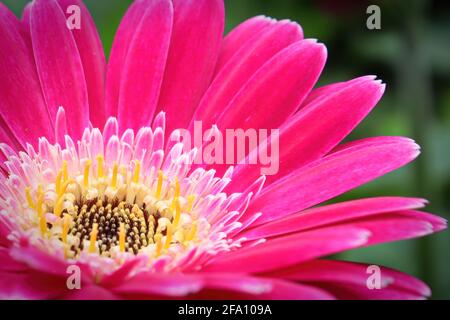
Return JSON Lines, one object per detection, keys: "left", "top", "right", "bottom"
{"left": 0, "top": 0, "right": 446, "bottom": 300}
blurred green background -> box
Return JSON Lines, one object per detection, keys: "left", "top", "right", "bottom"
{"left": 3, "top": 0, "right": 450, "bottom": 299}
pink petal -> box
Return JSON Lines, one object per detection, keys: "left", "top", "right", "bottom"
{"left": 243, "top": 280, "right": 334, "bottom": 300}
{"left": 215, "top": 15, "right": 276, "bottom": 73}
{"left": 117, "top": 0, "right": 173, "bottom": 132}
{"left": 56, "top": 0, "right": 106, "bottom": 128}
{"left": 343, "top": 213, "right": 446, "bottom": 245}
{"left": 199, "top": 273, "right": 273, "bottom": 295}
{"left": 215, "top": 39, "right": 326, "bottom": 131}
{"left": 100, "top": 257, "right": 147, "bottom": 288}
{"left": 0, "top": 247, "right": 27, "bottom": 272}
{"left": 246, "top": 136, "right": 420, "bottom": 226}
{"left": 0, "top": 118, "right": 22, "bottom": 151}
{"left": 0, "top": 271, "right": 67, "bottom": 299}
{"left": 62, "top": 285, "right": 120, "bottom": 300}
{"left": 191, "top": 278, "right": 334, "bottom": 300}
{"left": 105, "top": 0, "right": 152, "bottom": 118}
{"left": 156, "top": 0, "right": 224, "bottom": 134}
{"left": 317, "top": 283, "right": 427, "bottom": 300}
{"left": 30, "top": 0, "right": 89, "bottom": 141}
{"left": 9, "top": 244, "right": 69, "bottom": 277}
{"left": 55, "top": 107, "right": 68, "bottom": 146}
{"left": 298, "top": 76, "right": 377, "bottom": 111}
{"left": 0, "top": 3, "right": 53, "bottom": 148}
{"left": 191, "top": 19, "right": 303, "bottom": 131}
{"left": 270, "top": 260, "right": 430, "bottom": 299}
{"left": 8, "top": 238, "right": 94, "bottom": 283}
{"left": 241, "top": 197, "right": 427, "bottom": 240}
{"left": 204, "top": 226, "right": 370, "bottom": 273}
{"left": 228, "top": 76, "right": 385, "bottom": 191}
{"left": 112, "top": 272, "right": 203, "bottom": 297}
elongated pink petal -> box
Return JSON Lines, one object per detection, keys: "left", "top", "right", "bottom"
{"left": 331, "top": 135, "right": 409, "bottom": 154}
{"left": 199, "top": 273, "right": 273, "bottom": 295}
{"left": 21, "top": 3, "right": 31, "bottom": 33}
{"left": 8, "top": 239, "right": 95, "bottom": 283}
{"left": 9, "top": 244, "right": 69, "bottom": 277}
{"left": 343, "top": 213, "right": 446, "bottom": 245}
{"left": 246, "top": 137, "right": 420, "bottom": 226}
{"left": 191, "top": 19, "right": 303, "bottom": 131}
{"left": 297, "top": 76, "right": 377, "bottom": 111}
{"left": 105, "top": 0, "right": 152, "bottom": 118}
{"left": 0, "top": 271, "right": 67, "bottom": 299}
{"left": 62, "top": 285, "right": 120, "bottom": 300}
{"left": 111, "top": 271, "right": 331, "bottom": 299}
{"left": 117, "top": 0, "right": 173, "bottom": 132}
{"left": 0, "top": 3, "right": 53, "bottom": 148}
{"left": 317, "top": 283, "right": 427, "bottom": 300}
{"left": 112, "top": 272, "right": 203, "bottom": 297}
{"left": 156, "top": 0, "right": 224, "bottom": 134}
{"left": 0, "top": 248, "right": 27, "bottom": 272}
{"left": 100, "top": 257, "right": 148, "bottom": 287}
{"left": 204, "top": 226, "right": 370, "bottom": 273}
{"left": 0, "top": 117, "right": 22, "bottom": 151}
{"left": 215, "top": 40, "right": 326, "bottom": 131}
{"left": 243, "top": 280, "right": 334, "bottom": 300}
{"left": 241, "top": 197, "right": 427, "bottom": 240}
{"left": 55, "top": 107, "right": 67, "bottom": 145}
{"left": 56, "top": 0, "right": 106, "bottom": 128}
{"left": 191, "top": 279, "right": 334, "bottom": 300}
{"left": 215, "top": 15, "right": 276, "bottom": 73}
{"left": 30, "top": 0, "right": 89, "bottom": 141}
{"left": 245, "top": 210, "right": 445, "bottom": 249}
{"left": 269, "top": 260, "right": 430, "bottom": 299}
{"left": 228, "top": 76, "right": 385, "bottom": 191}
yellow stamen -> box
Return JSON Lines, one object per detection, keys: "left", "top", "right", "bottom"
{"left": 25, "top": 187, "right": 35, "bottom": 209}
{"left": 132, "top": 160, "right": 141, "bottom": 184}
{"left": 83, "top": 159, "right": 92, "bottom": 188}
{"left": 62, "top": 160, "right": 68, "bottom": 182}
{"left": 39, "top": 213, "right": 47, "bottom": 236}
{"left": 53, "top": 196, "right": 65, "bottom": 217}
{"left": 186, "top": 194, "right": 195, "bottom": 213}
{"left": 155, "top": 234, "right": 163, "bottom": 256}
{"left": 119, "top": 223, "right": 125, "bottom": 252}
{"left": 164, "top": 223, "right": 173, "bottom": 250}
{"left": 58, "top": 179, "right": 75, "bottom": 198}
{"left": 170, "top": 177, "right": 180, "bottom": 209}
{"left": 96, "top": 155, "right": 104, "bottom": 178}
{"left": 155, "top": 170, "right": 163, "bottom": 198}
{"left": 174, "top": 177, "right": 180, "bottom": 199}
{"left": 88, "top": 223, "right": 98, "bottom": 253}
{"left": 36, "top": 190, "right": 46, "bottom": 236}
{"left": 186, "top": 221, "right": 197, "bottom": 242}
{"left": 173, "top": 198, "right": 181, "bottom": 228}
{"left": 111, "top": 162, "right": 119, "bottom": 188}
{"left": 55, "top": 170, "right": 63, "bottom": 195}
{"left": 36, "top": 189, "right": 43, "bottom": 217}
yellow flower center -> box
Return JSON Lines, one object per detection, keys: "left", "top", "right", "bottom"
{"left": 25, "top": 155, "right": 198, "bottom": 260}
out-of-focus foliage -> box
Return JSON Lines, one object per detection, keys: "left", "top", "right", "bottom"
{"left": 4, "top": 0, "right": 450, "bottom": 299}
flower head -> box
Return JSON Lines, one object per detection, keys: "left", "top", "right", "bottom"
{"left": 0, "top": 0, "right": 446, "bottom": 299}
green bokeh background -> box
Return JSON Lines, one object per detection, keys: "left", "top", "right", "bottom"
{"left": 3, "top": 0, "right": 450, "bottom": 299}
